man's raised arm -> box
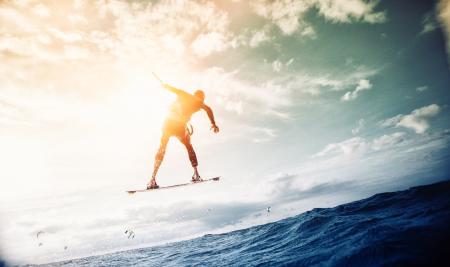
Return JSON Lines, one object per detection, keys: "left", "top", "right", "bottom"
{"left": 202, "top": 104, "right": 219, "bottom": 133}
{"left": 161, "top": 83, "right": 184, "bottom": 95}
{"left": 152, "top": 72, "right": 182, "bottom": 95}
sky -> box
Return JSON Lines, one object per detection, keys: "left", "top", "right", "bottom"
{"left": 1, "top": 0, "right": 450, "bottom": 264}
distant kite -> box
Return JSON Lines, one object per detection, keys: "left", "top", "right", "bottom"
{"left": 36, "top": 231, "right": 44, "bottom": 239}
{"left": 125, "top": 229, "right": 135, "bottom": 239}
{"left": 36, "top": 231, "right": 45, "bottom": 246}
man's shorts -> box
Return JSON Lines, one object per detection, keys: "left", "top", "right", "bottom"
{"left": 162, "top": 119, "right": 190, "bottom": 143}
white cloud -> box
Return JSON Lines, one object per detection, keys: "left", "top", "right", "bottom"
{"left": 315, "top": 0, "right": 386, "bottom": 24}
{"left": 352, "top": 118, "right": 365, "bottom": 135}
{"left": 248, "top": 26, "right": 271, "bottom": 47}
{"left": 272, "top": 58, "right": 296, "bottom": 73}
{"left": 0, "top": 0, "right": 242, "bottom": 63}
{"left": 357, "top": 79, "right": 372, "bottom": 90}
{"left": 162, "top": 35, "right": 186, "bottom": 56}
{"left": 201, "top": 67, "right": 292, "bottom": 118}
{"left": 224, "top": 100, "right": 243, "bottom": 114}
{"left": 272, "top": 60, "right": 283, "bottom": 72}
{"left": 300, "top": 25, "right": 317, "bottom": 38}
{"left": 416, "top": 85, "right": 429, "bottom": 92}
{"left": 73, "top": 0, "right": 85, "bottom": 10}
{"left": 341, "top": 79, "right": 373, "bottom": 101}
{"left": 380, "top": 104, "right": 441, "bottom": 134}
{"left": 251, "top": 0, "right": 386, "bottom": 36}
{"left": 191, "top": 32, "right": 229, "bottom": 57}
{"left": 286, "top": 58, "right": 294, "bottom": 66}
{"left": 314, "top": 137, "right": 369, "bottom": 157}
{"left": 314, "top": 132, "right": 406, "bottom": 158}
{"left": 33, "top": 3, "right": 51, "bottom": 17}
{"left": 249, "top": 126, "right": 278, "bottom": 143}
{"left": 420, "top": 11, "right": 438, "bottom": 35}
{"left": 68, "top": 14, "right": 88, "bottom": 25}
{"left": 47, "top": 28, "right": 83, "bottom": 43}
{"left": 251, "top": 0, "right": 310, "bottom": 35}
{"left": 380, "top": 114, "right": 402, "bottom": 128}
{"left": 371, "top": 132, "right": 406, "bottom": 150}
{"left": 281, "top": 66, "right": 378, "bottom": 96}
{"left": 64, "top": 45, "right": 90, "bottom": 60}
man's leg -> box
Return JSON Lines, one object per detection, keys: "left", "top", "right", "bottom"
{"left": 148, "top": 135, "right": 169, "bottom": 189}
{"left": 180, "top": 135, "right": 202, "bottom": 182}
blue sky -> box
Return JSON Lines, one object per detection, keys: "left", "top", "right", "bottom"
{"left": 0, "top": 0, "right": 449, "bottom": 264}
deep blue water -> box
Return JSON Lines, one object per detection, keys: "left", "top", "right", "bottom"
{"left": 41, "top": 180, "right": 450, "bottom": 267}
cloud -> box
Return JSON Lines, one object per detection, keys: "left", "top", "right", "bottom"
{"left": 310, "top": 130, "right": 450, "bottom": 186}
{"left": 352, "top": 118, "right": 365, "bottom": 135}
{"left": 286, "top": 58, "right": 294, "bottom": 66}
{"left": 248, "top": 26, "right": 272, "bottom": 47}
{"left": 420, "top": 11, "right": 439, "bottom": 35}
{"left": 0, "top": 98, "right": 36, "bottom": 127}
{"left": 251, "top": 0, "right": 310, "bottom": 35}
{"left": 271, "top": 58, "right": 295, "bottom": 73}
{"left": 315, "top": 0, "right": 386, "bottom": 24}
{"left": 267, "top": 173, "right": 359, "bottom": 204}
{"left": 371, "top": 132, "right": 406, "bottom": 151}
{"left": 224, "top": 100, "right": 243, "bottom": 114}
{"left": 314, "top": 132, "right": 406, "bottom": 158}
{"left": 341, "top": 79, "right": 373, "bottom": 101}
{"left": 283, "top": 130, "right": 450, "bottom": 211}
{"left": 0, "top": 0, "right": 240, "bottom": 64}
{"left": 248, "top": 126, "right": 278, "bottom": 143}
{"left": 191, "top": 32, "right": 230, "bottom": 57}
{"left": 47, "top": 28, "right": 83, "bottom": 43}
{"left": 314, "top": 136, "right": 369, "bottom": 157}
{"left": 380, "top": 104, "right": 441, "bottom": 134}
{"left": 300, "top": 25, "right": 317, "bottom": 38}
{"left": 32, "top": 3, "right": 51, "bottom": 17}
{"left": 416, "top": 85, "right": 429, "bottom": 92}
{"left": 272, "top": 60, "right": 283, "bottom": 72}
{"left": 284, "top": 66, "right": 379, "bottom": 96}
{"left": 202, "top": 67, "right": 292, "bottom": 117}
{"left": 251, "top": 0, "right": 386, "bottom": 36}
{"left": 68, "top": 14, "right": 88, "bottom": 25}
{"left": 0, "top": 0, "right": 261, "bottom": 133}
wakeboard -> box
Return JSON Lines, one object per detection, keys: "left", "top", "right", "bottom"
{"left": 127, "top": 177, "right": 220, "bottom": 194}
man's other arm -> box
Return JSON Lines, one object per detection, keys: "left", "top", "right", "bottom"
{"left": 202, "top": 104, "right": 219, "bottom": 133}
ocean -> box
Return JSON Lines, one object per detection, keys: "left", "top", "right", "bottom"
{"left": 36, "top": 180, "right": 450, "bottom": 266}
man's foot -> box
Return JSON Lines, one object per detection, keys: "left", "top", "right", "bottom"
{"left": 147, "top": 179, "right": 159, "bottom": 189}
{"left": 191, "top": 174, "right": 203, "bottom": 183}
{"left": 192, "top": 167, "right": 202, "bottom": 183}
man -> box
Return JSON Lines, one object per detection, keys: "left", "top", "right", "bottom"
{"left": 147, "top": 82, "right": 220, "bottom": 189}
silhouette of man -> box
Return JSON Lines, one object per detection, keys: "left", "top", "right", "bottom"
{"left": 147, "top": 83, "right": 219, "bottom": 189}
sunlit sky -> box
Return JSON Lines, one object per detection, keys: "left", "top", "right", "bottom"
{"left": 1, "top": 0, "right": 450, "bottom": 264}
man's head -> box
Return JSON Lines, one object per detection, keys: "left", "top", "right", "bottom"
{"left": 194, "top": 90, "right": 205, "bottom": 102}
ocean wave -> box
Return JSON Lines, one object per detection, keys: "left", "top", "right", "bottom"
{"left": 41, "top": 180, "right": 450, "bottom": 267}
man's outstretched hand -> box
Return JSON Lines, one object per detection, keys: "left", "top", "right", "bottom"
{"left": 211, "top": 124, "right": 220, "bottom": 133}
